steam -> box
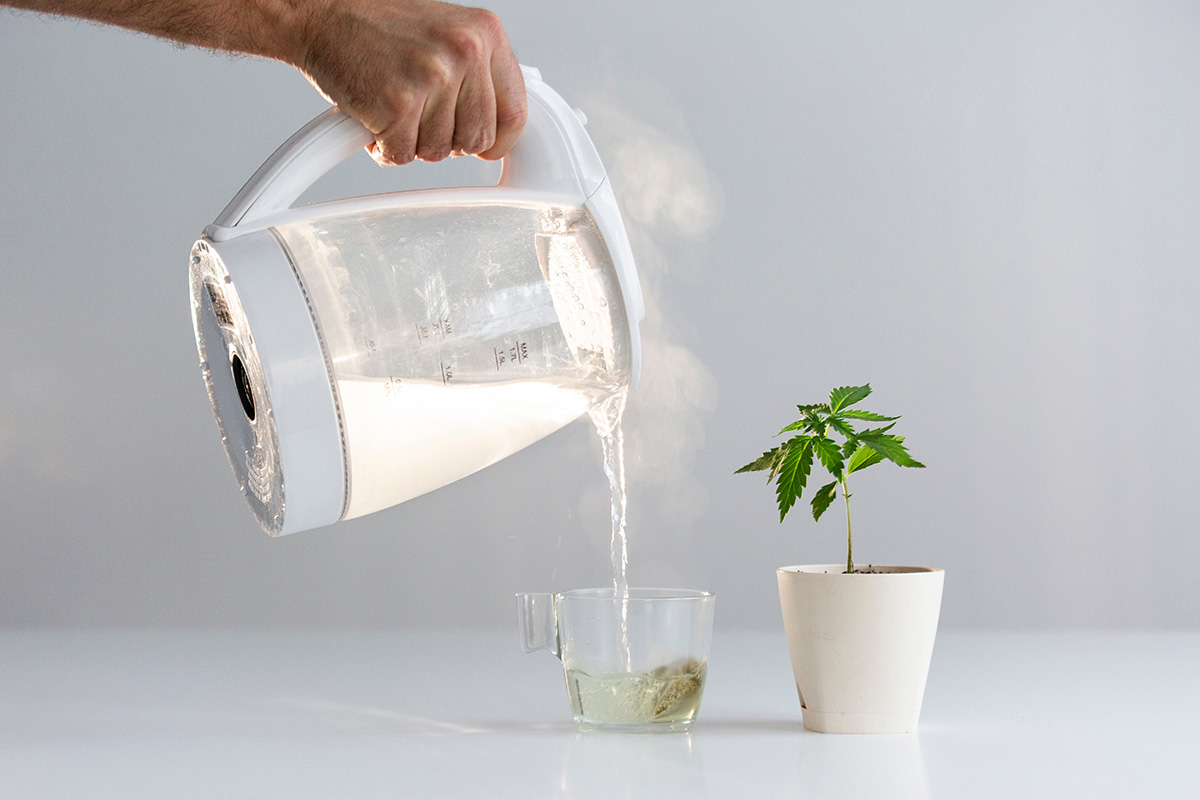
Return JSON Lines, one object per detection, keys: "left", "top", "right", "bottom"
{"left": 584, "top": 95, "right": 723, "bottom": 530}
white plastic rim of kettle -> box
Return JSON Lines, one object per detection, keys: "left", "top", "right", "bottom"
{"left": 190, "top": 66, "right": 644, "bottom": 536}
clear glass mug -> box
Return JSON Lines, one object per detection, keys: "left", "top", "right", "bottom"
{"left": 517, "top": 588, "right": 715, "bottom": 733}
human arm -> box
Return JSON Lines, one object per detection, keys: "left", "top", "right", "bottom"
{"left": 2, "top": 0, "right": 526, "bottom": 164}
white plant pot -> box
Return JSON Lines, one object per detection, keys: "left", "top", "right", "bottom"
{"left": 777, "top": 565, "right": 944, "bottom": 734}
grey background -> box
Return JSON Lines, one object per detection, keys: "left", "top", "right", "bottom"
{"left": 2, "top": 0, "right": 1197, "bottom": 629}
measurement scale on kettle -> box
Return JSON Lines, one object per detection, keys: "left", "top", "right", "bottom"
{"left": 190, "top": 67, "right": 643, "bottom": 535}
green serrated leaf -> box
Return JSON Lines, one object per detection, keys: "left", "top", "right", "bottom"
{"left": 829, "top": 384, "right": 872, "bottom": 413}
{"left": 778, "top": 418, "right": 819, "bottom": 436}
{"left": 796, "top": 403, "right": 829, "bottom": 415}
{"left": 774, "top": 438, "right": 814, "bottom": 522}
{"left": 811, "top": 436, "right": 845, "bottom": 479}
{"left": 804, "top": 410, "right": 827, "bottom": 436}
{"left": 735, "top": 446, "right": 783, "bottom": 475}
{"left": 839, "top": 409, "right": 899, "bottom": 423}
{"left": 810, "top": 481, "right": 839, "bottom": 522}
{"left": 770, "top": 437, "right": 810, "bottom": 480}
{"left": 859, "top": 434, "right": 926, "bottom": 468}
{"left": 827, "top": 415, "right": 857, "bottom": 441}
{"left": 856, "top": 421, "right": 898, "bottom": 439}
{"left": 846, "top": 443, "right": 886, "bottom": 474}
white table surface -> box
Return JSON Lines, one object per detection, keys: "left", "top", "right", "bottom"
{"left": 2, "top": 629, "right": 1197, "bottom": 799}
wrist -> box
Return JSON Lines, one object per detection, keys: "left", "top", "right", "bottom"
{"left": 246, "top": 0, "right": 320, "bottom": 65}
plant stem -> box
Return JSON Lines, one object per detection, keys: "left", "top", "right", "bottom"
{"left": 841, "top": 477, "right": 853, "bottom": 574}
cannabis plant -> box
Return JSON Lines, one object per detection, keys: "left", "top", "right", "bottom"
{"left": 736, "top": 384, "right": 924, "bottom": 573}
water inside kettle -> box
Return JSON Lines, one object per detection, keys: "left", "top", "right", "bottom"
{"left": 271, "top": 200, "right": 632, "bottom": 520}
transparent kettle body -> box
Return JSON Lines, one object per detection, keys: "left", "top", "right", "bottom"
{"left": 191, "top": 67, "right": 643, "bottom": 535}
{"left": 273, "top": 199, "right": 632, "bottom": 520}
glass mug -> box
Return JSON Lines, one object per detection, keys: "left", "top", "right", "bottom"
{"left": 517, "top": 588, "right": 715, "bottom": 733}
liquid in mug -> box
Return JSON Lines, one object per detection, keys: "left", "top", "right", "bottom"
{"left": 566, "top": 659, "right": 707, "bottom": 726}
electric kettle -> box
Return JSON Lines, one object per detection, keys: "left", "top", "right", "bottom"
{"left": 190, "top": 67, "right": 643, "bottom": 536}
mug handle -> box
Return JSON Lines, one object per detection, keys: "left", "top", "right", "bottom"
{"left": 516, "top": 593, "right": 560, "bottom": 658}
{"left": 207, "top": 66, "right": 606, "bottom": 241}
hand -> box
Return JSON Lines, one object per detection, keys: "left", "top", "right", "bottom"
{"left": 293, "top": 0, "right": 526, "bottom": 166}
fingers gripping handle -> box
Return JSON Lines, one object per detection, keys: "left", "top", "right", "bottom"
{"left": 206, "top": 67, "right": 607, "bottom": 242}
{"left": 498, "top": 67, "right": 607, "bottom": 199}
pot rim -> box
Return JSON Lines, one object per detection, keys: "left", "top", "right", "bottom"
{"left": 778, "top": 564, "right": 942, "bottom": 575}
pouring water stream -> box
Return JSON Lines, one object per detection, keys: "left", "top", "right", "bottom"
{"left": 587, "top": 387, "right": 632, "bottom": 669}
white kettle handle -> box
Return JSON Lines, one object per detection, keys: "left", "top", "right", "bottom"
{"left": 208, "top": 66, "right": 607, "bottom": 240}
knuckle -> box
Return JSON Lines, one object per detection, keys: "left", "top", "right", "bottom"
{"left": 380, "top": 137, "right": 416, "bottom": 166}
{"left": 441, "top": 10, "right": 500, "bottom": 65}
{"left": 417, "top": 141, "right": 452, "bottom": 162}
{"left": 473, "top": 129, "right": 496, "bottom": 154}
{"left": 447, "top": 28, "right": 486, "bottom": 63}
{"left": 470, "top": 8, "right": 505, "bottom": 42}
{"left": 416, "top": 52, "right": 457, "bottom": 89}
{"left": 380, "top": 87, "right": 420, "bottom": 121}
{"left": 453, "top": 134, "right": 484, "bottom": 155}
{"left": 496, "top": 102, "right": 528, "bottom": 132}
